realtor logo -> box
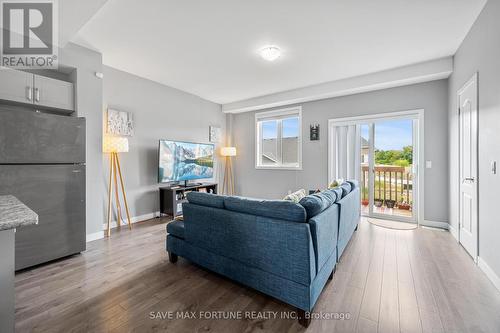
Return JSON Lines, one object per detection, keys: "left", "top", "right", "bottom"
{"left": 1, "top": 0, "right": 58, "bottom": 68}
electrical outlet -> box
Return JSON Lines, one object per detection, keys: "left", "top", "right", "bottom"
{"left": 426, "top": 161, "right": 432, "bottom": 169}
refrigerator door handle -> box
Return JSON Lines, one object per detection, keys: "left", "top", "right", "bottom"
{"left": 26, "top": 86, "right": 32, "bottom": 101}
{"left": 35, "top": 88, "right": 40, "bottom": 102}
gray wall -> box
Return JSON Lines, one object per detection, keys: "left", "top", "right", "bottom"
{"left": 448, "top": 0, "right": 500, "bottom": 277}
{"left": 103, "top": 66, "right": 225, "bottom": 219}
{"left": 232, "top": 80, "right": 449, "bottom": 222}
{"left": 59, "top": 43, "right": 104, "bottom": 237}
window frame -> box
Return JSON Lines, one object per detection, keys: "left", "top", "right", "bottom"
{"left": 255, "top": 106, "right": 302, "bottom": 170}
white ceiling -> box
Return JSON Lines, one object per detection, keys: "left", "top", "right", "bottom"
{"left": 72, "top": 0, "right": 487, "bottom": 105}
{"left": 59, "top": 0, "right": 108, "bottom": 47}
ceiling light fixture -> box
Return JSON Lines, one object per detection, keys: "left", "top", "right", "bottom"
{"left": 260, "top": 45, "right": 281, "bottom": 61}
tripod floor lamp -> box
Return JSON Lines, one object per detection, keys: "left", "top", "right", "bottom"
{"left": 103, "top": 136, "right": 132, "bottom": 237}
{"left": 221, "top": 146, "right": 236, "bottom": 195}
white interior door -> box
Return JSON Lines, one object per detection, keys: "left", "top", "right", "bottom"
{"left": 458, "top": 73, "right": 478, "bottom": 260}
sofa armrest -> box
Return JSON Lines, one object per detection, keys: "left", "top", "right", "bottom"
{"left": 308, "top": 204, "right": 339, "bottom": 273}
{"left": 337, "top": 187, "right": 361, "bottom": 257}
{"left": 183, "top": 203, "right": 316, "bottom": 285}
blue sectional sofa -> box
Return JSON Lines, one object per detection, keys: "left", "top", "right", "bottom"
{"left": 166, "top": 181, "right": 360, "bottom": 327}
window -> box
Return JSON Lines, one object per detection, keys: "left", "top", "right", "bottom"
{"left": 255, "top": 107, "right": 302, "bottom": 169}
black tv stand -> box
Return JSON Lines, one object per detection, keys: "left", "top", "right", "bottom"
{"left": 182, "top": 180, "right": 202, "bottom": 187}
{"left": 159, "top": 183, "right": 218, "bottom": 218}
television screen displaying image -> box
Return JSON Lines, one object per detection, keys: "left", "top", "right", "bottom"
{"left": 158, "top": 140, "right": 214, "bottom": 183}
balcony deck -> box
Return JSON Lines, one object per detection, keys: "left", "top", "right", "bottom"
{"left": 361, "top": 164, "right": 413, "bottom": 218}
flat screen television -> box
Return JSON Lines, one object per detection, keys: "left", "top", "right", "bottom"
{"left": 158, "top": 140, "right": 214, "bottom": 183}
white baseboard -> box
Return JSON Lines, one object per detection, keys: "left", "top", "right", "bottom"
{"left": 421, "top": 220, "right": 449, "bottom": 230}
{"left": 86, "top": 231, "right": 104, "bottom": 242}
{"left": 86, "top": 211, "right": 160, "bottom": 243}
{"left": 448, "top": 223, "right": 459, "bottom": 241}
{"left": 102, "top": 211, "right": 160, "bottom": 230}
{"left": 478, "top": 257, "right": 500, "bottom": 292}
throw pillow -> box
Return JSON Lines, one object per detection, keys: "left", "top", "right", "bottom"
{"left": 329, "top": 187, "right": 343, "bottom": 202}
{"left": 299, "top": 191, "right": 335, "bottom": 218}
{"left": 340, "top": 182, "right": 352, "bottom": 197}
{"left": 328, "top": 178, "right": 344, "bottom": 189}
{"left": 283, "top": 189, "right": 307, "bottom": 203}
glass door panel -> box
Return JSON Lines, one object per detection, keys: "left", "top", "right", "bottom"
{"left": 372, "top": 119, "right": 414, "bottom": 221}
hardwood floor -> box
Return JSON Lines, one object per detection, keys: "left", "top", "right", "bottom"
{"left": 15, "top": 217, "right": 500, "bottom": 332}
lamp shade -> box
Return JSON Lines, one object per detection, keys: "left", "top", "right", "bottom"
{"left": 103, "top": 136, "right": 129, "bottom": 153}
{"left": 220, "top": 146, "right": 236, "bottom": 157}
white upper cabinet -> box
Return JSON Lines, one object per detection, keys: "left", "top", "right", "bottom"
{"left": 0, "top": 68, "right": 33, "bottom": 104}
{"left": 33, "top": 74, "right": 74, "bottom": 111}
{"left": 0, "top": 68, "right": 74, "bottom": 112}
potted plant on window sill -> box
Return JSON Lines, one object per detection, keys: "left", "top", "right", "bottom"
{"left": 374, "top": 199, "right": 383, "bottom": 207}
{"left": 385, "top": 199, "right": 396, "bottom": 208}
{"left": 398, "top": 201, "right": 411, "bottom": 210}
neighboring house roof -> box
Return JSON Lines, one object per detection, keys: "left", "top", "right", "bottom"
{"left": 262, "top": 153, "right": 278, "bottom": 163}
{"left": 361, "top": 137, "right": 369, "bottom": 148}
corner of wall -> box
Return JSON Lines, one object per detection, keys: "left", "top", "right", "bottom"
{"left": 478, "top": 257, "right": 500, "bottom": 292}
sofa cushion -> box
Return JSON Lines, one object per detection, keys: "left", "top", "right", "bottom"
{"left": 346, "top": 180, "right": 359, "bottom": 190}
{"left": 299, "top": 191, "right": 336, "bottom": 218}
{"left": 167, "top": 220, "right": 185, "bottom": 239}
{"left": 321, "top": 190, "right": 337, "bottom": 205}
{"left": 224, "top": 196, "right": 307, "bottom": 223}
{"left": 283, "top": 189, "right": 307, "bottom": 203}
{"left": 329, "top": 187, "right": 343, "bottom": 202}
{"left": 340, "top": 182, "right": 352, "bottom": 197}
{"left": 186, "top": 192, "right": 225, "bottom": 209}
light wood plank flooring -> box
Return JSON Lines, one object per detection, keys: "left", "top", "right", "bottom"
{"left": 15, "top": 218, "right": 500, "bottom": 332}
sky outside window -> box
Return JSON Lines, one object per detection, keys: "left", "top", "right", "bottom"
{"left": 282, "top": 117, "right": 299, "bottom": 138}
{"left": 360, "top": 119, "right": 412, "bottom": 150}
{"left": 262, "top": 117, "right": 299, "bottom": 139}
{"left": 262, "top": 120, "right": 277, "bottom": 139}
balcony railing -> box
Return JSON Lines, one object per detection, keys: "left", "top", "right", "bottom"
{"left": 361, "top": 164, "right": 413, "bottom": 206}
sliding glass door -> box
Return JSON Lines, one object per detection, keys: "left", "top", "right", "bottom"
{"left": 361, "top": 119, "right": 416, "bottom": 222}
{"left": 330, "top": 111, "right": 421, "bottom": 224}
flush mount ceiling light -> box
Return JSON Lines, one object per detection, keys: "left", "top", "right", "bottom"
{"left": 260, "top": 45, "right": 281, "bottom": 61}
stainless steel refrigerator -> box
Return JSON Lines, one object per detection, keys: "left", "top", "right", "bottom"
{"left": 0, "top": 106, "right": 86, "bottom": 270}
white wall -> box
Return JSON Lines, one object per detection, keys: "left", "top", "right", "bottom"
{"left": 232, "top": 80, "right": 449, "bottom": 223}
{"left": 59, "top": 43, "right": 104, "bottom": 237}
{"left": 448, "top": 0, "right": 500, "bottom": 279}
{"left": 103, "top": 66, "right": 225, "bottom": 221}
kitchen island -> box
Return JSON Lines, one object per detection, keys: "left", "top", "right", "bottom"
{"left": 0, "top": 195, "right": 38, "bottom": 333}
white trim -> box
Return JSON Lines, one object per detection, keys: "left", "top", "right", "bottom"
{"left": 255, "top": 106, "right": 302, "bottom": 170}
{"left": 421, "top": 220, "right": 449, "bottom": 230}
{"left": 328, "top": 109, "right": 424, "bottom": 225}
{"left": 255, "top": 166, "right": 303, "bottom": 171}
{"left": 327, "top": 109, "right": 423, "bottom": 127}
{"left": 223, "top": 57, "right": 453, "bottom": 114}
{"left": 103, "top": 211, "right": 159, "bottom": 230}
{"left": 478, "top": 257, "right": 500, "bottom": 292}
{"left": 255, "top": 106, "right": 302, "bottom": 120}
{"left": 86, "top": 211, "right": 160, "bottom": 243}
{"left": 86, "top": 231, "right": 104, "bottom": 242}
{"left": 449, "top": 223, "right": 459, "bottom": 241}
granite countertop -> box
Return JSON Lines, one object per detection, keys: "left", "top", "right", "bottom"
{"left": 0, "top": 195, "right": 38, "bottom": 231}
